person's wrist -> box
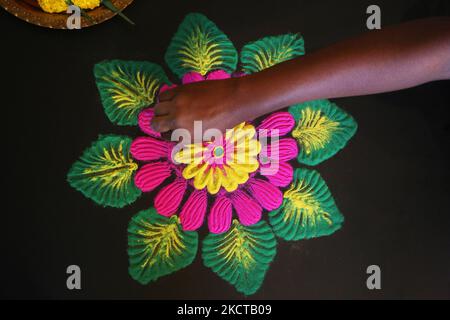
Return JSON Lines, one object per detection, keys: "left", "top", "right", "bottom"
{"left": 232, "top": 75, "right": 259, "bottom": 121}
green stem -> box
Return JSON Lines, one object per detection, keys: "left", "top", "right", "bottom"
{"left": 65, "top": 0, "right": 97, "bottom": 24}
{"left": 101, "top": 0, "right": 135, "bottom": 26}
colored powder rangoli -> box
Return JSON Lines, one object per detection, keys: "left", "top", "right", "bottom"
{"left": 67, "top": 13, "right": 357, "bottom": 295}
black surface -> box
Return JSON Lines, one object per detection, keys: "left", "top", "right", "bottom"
{"left": 1, "top": 0, "right": 449, "bottom": 299}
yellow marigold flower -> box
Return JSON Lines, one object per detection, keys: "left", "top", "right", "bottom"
{"left": 73, "top": 0, "right": 101, "bottom": 10}
{"left": 174, "top": 123, "right": 261, "bottom": 194}
{"left": 38, "top": 0, "right": 67, "bottom": 13}
{"left": 38, "top": 0, "right": 101, "bottom": 13}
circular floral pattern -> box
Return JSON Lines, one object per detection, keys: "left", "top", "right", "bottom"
{"left": 68, "top": 13, "right": 357, "bottom": 296}
{"left": 131, "top": 69, "right": 298, "bottom": 233}
{"left": 174, "top": 122, "right": 261, "bottom": 194}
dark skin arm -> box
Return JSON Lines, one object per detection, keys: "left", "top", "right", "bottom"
{"left": 153, "top": 17, "right": 450, "bottom": 135}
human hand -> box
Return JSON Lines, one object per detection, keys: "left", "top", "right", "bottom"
{"left": 152, "top": 77, "right": 249, "bottom": 136}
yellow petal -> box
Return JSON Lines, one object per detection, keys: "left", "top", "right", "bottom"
{"left": 224, "top": 165, "right": 248, "bottom": 185}
{"left": 233, "top": 142, "right": 260, "bottom": 164}
{"left": 240, "top": 124, "right": 257, "bottom": 141}
{"left": 230, "top": 124, "right": 256, "bottom": 149}
{"left": 183, "top": 162, "right": 208, "bottom": 179}
{"left": 194, "top": 167, "right": 213, "bottom": 190}
{"left": 231, "top": 161, "right": 259, "bottom": 175}
{"left": 225, "top": 122, "right": 246, "bottom": 141}
{"left": 221, "top": 171, "right": 238, "bottom": 192}
{"left": 174, "top": 144, "right": 205, "bottom": 164}
{"left": 207, "top": 168, "right": 222, "bottom": 195}
{"left": 246, "top": 140, "right": 262, "bottom": 156}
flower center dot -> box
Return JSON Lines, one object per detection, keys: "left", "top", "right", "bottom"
{"left": 213, "top": 146, "right": 224, "bottom": 158}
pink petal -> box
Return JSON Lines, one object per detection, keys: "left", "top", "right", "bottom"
{"left": 138, "top": 108, "right": 161, "bottom": 138}
{"left": 230, "top": 190, "right": 262, "bottom": 226}
{"left": 130, "top": 136, "right": 169, "bottom": 161}
{"left": 159, "top": 83, "right": 177, "bottom": 94}
{"left": 279, "top": 138, "right": 299, "bottom": 161}
{"left": 246, "top": 178, "right": 282, "bottom": 211}
{"left": 154, "top": 179, "right": 187, "bottom": 217}
{"left": 180, "top": 189, "right": 207, "bottom": 231}
{"left": 231, "top": 71, "right": 247, "bottom": 78}
{"left": 257, "top": 112, "right": 295, "bottom": 137}
{"left": 261, "top": 161, "right": 293, "bottom": 187}
{"left": 264, "top": 138, "right": 298, "bottom": 162}
{"left": 206, "top": 70, "right": 231, "bottom": 80}
{"left": 134, "top": 162, "right": 171, "bottom": 192}
{"left": 208, "top": 195, "right": 233, "bottom": 234}
{"left": 182, "top": 72, "right": 204, "bottom": 84}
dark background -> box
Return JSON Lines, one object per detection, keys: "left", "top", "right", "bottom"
{"left": 1, "top": 0, "right": 449, "bottom": 299}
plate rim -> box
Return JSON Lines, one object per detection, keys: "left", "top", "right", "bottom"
{"left": 0, "top": 0, "right": 134, "bottom": 29}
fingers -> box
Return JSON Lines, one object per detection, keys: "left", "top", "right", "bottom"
{"left": 152, "top": 115, "right": 175, "bottom": 133}
{"left": 158, "top": 86, "right": 178, "bottom": 102}
{"left": 152, "top": 94, "right": 177, "bottom": 133}
{"left": 160, "top": 131, "right": 173, "bottom": 141}
{"left": 154, "top": 101, "right": 173, "bottom": 116}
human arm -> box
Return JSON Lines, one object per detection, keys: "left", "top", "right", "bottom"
{"left": 152, "top": 17, "right": 450, "bottom": 134}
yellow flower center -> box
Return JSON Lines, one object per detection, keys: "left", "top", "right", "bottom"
{"left": 173, "top": 123, "right": 261, "bottom": 194}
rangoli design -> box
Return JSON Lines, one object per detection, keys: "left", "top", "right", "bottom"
{"left": 67, "top": 13, "right": 357, "bottom": 295}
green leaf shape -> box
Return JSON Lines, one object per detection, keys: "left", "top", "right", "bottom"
{"left": 240, "top": 33, "right": 305, "bottom": 74}
{"left": 67, "top": 135, "right": 141, "bottom": 208}
{"left": 289, "top": 99, "right": 357, "bottom": 166}
{"left": 165, "top": 13, "right": 238, "bottom": 78}
{"left": 128, "top": 208, "right": 198, "bottom": 284}
{"left": 269, "top": 168, "right": 344, "bottom": 240}
{"left": 202, "top": 219, "right": 277, "bottom": 295}
{"left": 94, "top": 60, "right": 170, "bottom": 126}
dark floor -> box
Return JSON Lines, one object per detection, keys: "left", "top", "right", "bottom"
{"left": 1, "top": 0, "right": 449, "bottom": 299}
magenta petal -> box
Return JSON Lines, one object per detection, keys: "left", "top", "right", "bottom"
{"left": 134, "top": 162, "right": 171, "bottom": 192}
{"left": 160, "top": 83, "right": 177, "bottom": 94}
{"left": 138, "top": 108, "right": 161, "bottom": 138}
{"left": 130, "top": 136, "right": 169, "bottom": 161}
{"left": 279, "top": 138, "right": 299, "bottom": 161}
{"left": 180, "top": 189, "right": 207, "bottom": 231}
{"left": 154, "top": 179, "right": 187, "bottom": 217}
{"left": 231, "top": 190, "right": 262, "bottom": 226}
{"left": 246, "top": 178, "right": 282, "bottom": 211}
{"left": 208, "top": 195, "right": 233, "bottom": 234}
{"left": 261, "top": 162, "right": 294, "bottom": 187}
{"left": 266, "top": 138, "right": 299, "bottom": 162}
{"left": 257, "top": 112, "right": 295, "bottom": 137}
{"left": 206, "top": 70, "right": 231, "bottom": 80}
{"left": 231, "top": 71, "right": 247, "bottom": 78}
{"left": 182, "top": 72, "right": 204, "bottom": 84}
